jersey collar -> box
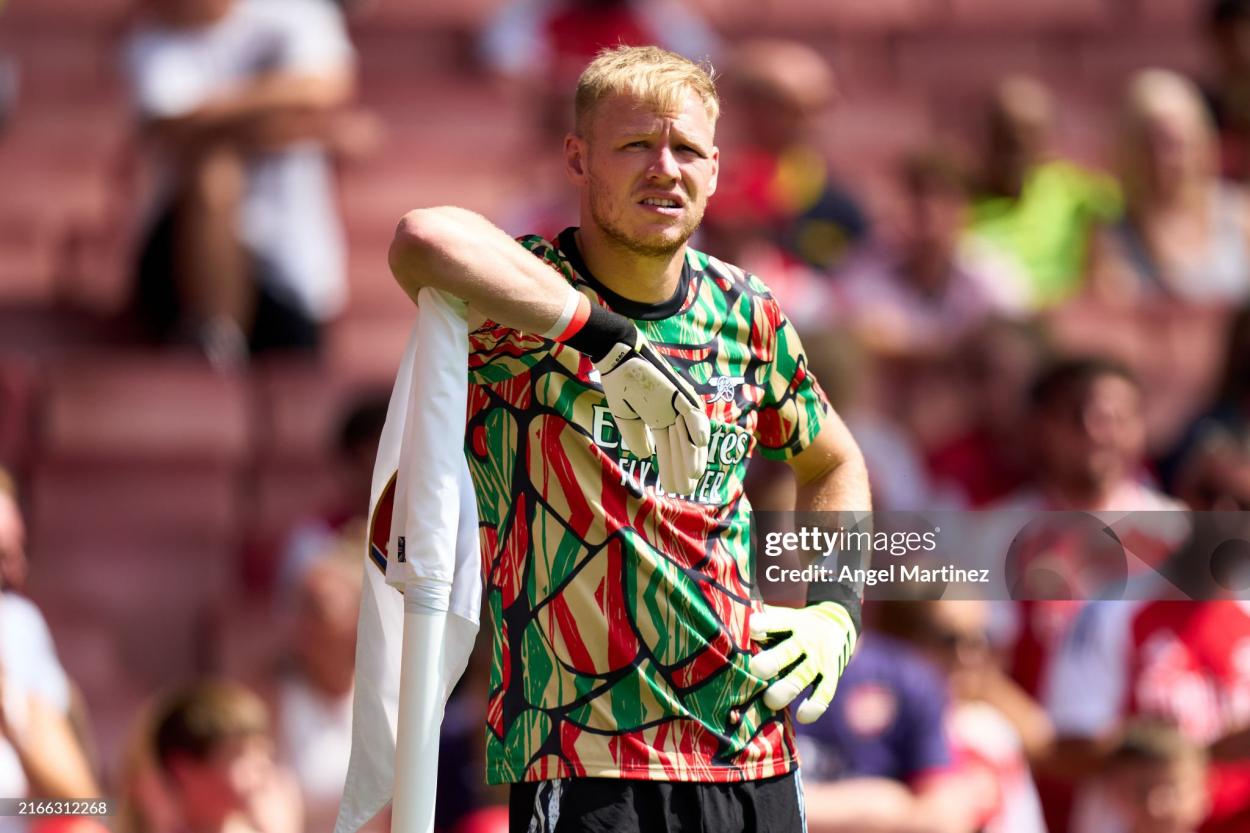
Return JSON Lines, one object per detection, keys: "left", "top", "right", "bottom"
{"left": 558, "top": 227, "right": 692, "bottom": 321}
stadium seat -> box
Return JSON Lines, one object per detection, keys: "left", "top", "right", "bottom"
{"left": 945, "top": 0, "right": 1112, "bottom": 30}
{"left": 353, "top": 0, "right": 507, "bottom": 29}
{"left": 691, "top": 0, "right": 935, "bottom": 33}
{"left": 1136, "top": 0, "right": 1207, "bottom": 30}
{"left": 39, "top": 354, "right": 250, "bottom": 463}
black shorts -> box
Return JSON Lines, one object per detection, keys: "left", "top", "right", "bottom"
{"left": 132, "top": 203, "right": 321, "bottom": 355}
{"left": 508, "top": 772, "right": 806, "bottom": 833}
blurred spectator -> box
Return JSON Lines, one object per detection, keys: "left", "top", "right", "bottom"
{"left": 889, "top": 600, "right": 1051, "bottom": 833}
{"left": 272, "top": 545, "right": 359, "bottom": 833}
{"left": 1104, "top": 720, "right": 1210, "bottom": 833}
{"left": 1044, "top": 514, "right": 1250, "bottom": 833}
{"left": 1088, "top": 70, "right": 1250, "bottom": 305}
{"left": 1205, "top": 0, "right": 1250, "bottom": 180}
{"left": 802, "top": 330, "right": 940, "bottom": 511}
{"left": 152, "top": 680, "right": 303, "bottom": 833}
{"left": 797, "top": 601, "right": 1007, "bottom": 833}
{"left": 1167, "top": 305, "right": 1250, "bottom": 509}
{"left": 117, "top": 702, "right": 181, "bottom": 833}
{"left": 0, "top": 468, "right": 26, "bottom": 594}
{"left": 992, "top": 358, "right": 1190, "bottom": 832}
{"left": 927, "top": 318, "right": 1051, "bottom": 507}
{"left": 995, "top": 357, "right": 1184, "bottom": 691}
{"left": 999, "top": 357, "right": 1179, "bottom": 514}
{"left": 968, "top": 75, "right": 1121, "bottom": 306}
{"left": 0, "top": 474, "right": 98, "bottom": 826}
{"left": 122, "top": 0, "right": 359, "bottom": 367}
{"left": 836, "top": 148, "right": 1028, "bottom": 363}
{"left": 480, "top": 0, "right": 717, "bottom": 90}
{"left": 703, "top": 38, "right": 868, "bottom": 316}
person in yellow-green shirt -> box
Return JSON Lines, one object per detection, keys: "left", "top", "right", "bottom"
{"left": 969, "top": 75, "right": 1122, "bottom": 307}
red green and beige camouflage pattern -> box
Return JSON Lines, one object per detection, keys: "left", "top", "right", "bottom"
{"left": 465, "top": 231, "right": 829, "bottom": 784}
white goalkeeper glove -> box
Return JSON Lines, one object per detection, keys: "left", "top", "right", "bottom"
{"left": 558, "top": 300, "right": 710, "bottom": 495}
{"left": 748, "top": 601, "right": 858, "bottom": 724}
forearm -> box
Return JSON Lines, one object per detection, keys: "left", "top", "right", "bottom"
{"left": 389, "top": 206, "right": 577, "bottom": 335}
{"left": 796, "top": 453, "right": 870, "bottom": 516}
{"left": 978, "top": 672, "right": 1055, "bottom": 764}
{"left": 9, "top": 695, "right": 98, "bottom": 798}
{"left": 804, "top": 778, "right": 915, "bottom": 833}
{"left": 150, "top": 70, "right": 353, "bottom": 152}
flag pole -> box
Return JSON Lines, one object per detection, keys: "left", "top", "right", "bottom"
{"left": 391, "top": 587, "right": 451, "bottom": 833}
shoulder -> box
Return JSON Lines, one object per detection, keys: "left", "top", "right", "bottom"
{"left": 0, "top": 593, "right": 51, "bottom": 639}
{"left": 687, "top": 246, "right": 795, "bottom": 337}
{"left": 690, "top": 247, "right": 777, "bottom": 299}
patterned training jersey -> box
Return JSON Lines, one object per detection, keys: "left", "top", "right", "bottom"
{"left": 466, "top": 228, "right": 829, "bottom": 785}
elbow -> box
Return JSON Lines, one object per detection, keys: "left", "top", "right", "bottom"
{"left": 389, "top": 207, "right": 457, "bottom": 294}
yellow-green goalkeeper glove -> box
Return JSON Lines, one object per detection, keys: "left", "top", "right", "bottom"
{"left": 748, "top": 601, "right": 859, "bottom": 724}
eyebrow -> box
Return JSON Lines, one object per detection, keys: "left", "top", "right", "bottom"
{"left": 616, "top": 129, "right": 711, "bottom": 156}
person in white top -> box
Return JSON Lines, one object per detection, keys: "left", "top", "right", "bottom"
{"left": 0, "top": 472, "right": 97, "bottom": 831}
{"left": 123, "top": 0, "right": 356, "bottom": 365}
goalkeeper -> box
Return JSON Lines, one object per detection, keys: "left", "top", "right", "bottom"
{"left": 389, "top": 45, "right": 870, "bottom": 833}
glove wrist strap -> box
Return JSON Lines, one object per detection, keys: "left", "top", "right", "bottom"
{"left": 806, "top": 582, "right": 863, "bottom": 635}
{"left": 561, "top": 303, "right": 636, "bottom": 363}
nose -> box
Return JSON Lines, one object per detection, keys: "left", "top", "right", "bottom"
{"left": 646, "top": 145, "right": 680, "bottom": 182}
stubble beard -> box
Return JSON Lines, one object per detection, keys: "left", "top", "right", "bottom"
{"left": 587, "top": 174, "right": 702, "bottom": 259}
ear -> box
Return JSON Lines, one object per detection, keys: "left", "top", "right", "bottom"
{"left": 707, "top": 145, "right": 720, "bottom": 198}
{"left": 564, "top": 133, "right": 588, "bottom": 186}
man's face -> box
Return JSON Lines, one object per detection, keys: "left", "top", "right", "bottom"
{"left": 1037, "top": 375, "right": 1145, "bottom": 492}
{"left": 909, "top": 185, "right": 966, "bottom": 255}
{"left": 566, "top": 91, "right": 719, "bottom": 257}
{"left": 170, "top": 735, "right": 275, "bottom": 815}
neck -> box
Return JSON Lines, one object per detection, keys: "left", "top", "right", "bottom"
{"left": 1042, "top": 474, "right": 1122, "bottom": 510}
{"left": 576, "top": 224, "right": 686, "bottom": 305}
{"left": 904, "top": 246, "right": 953, "bottom": 295}
{"left": 1141, "top": 178, "right": 1207, "bottom": 214}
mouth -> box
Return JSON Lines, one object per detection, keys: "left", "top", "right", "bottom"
{"left": 638, "top": 195, "right": 685, "bottom": 215}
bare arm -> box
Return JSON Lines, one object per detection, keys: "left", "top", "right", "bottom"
{"left": 389, "top": 206, "right": 577, "bottom": 335}
{"left": 147, "top": 69, "right": 354, "bottom": 153}
{"left": 804, "top": 775, "right": 989, "bottom": 833}
{"left": 788, "top": 407, "right": 871, "bottom": 517}
{"left": 4, "top": 692, "right": 99, "bottom": 798}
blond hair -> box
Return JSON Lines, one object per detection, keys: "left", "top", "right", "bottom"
{"left": 574, "top": 45, "right": 719, "bottom": 135}
{"left": 1119, "top": 68, "right": 1218, "bottom": 202}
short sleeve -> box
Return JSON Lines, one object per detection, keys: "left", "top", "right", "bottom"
{"left": 275, "top": 0, "right": 354, "bottom": 73}
{"left": 0, "top": 595, "right": 70, "bottom": 713}
{"left": 466, "top": 235, "right": 570, "bottom": 385}
{"left": 124, "top": 32, "right": 212, "bottom": 119}
{"left": 753, "top": 292, "right": 829, "bottom": 460}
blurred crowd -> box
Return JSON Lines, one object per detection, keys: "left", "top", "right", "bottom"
{"left": 5, "top": 0, "right": 1250, "bottom": 832}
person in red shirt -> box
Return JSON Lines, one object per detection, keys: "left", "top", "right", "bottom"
{"left": 1044, "top": 513, "right": 1250, "bottom": 833}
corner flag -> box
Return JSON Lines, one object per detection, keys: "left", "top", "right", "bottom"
{"left": 335, "top": 288, "right": 482, "bottom": 833}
